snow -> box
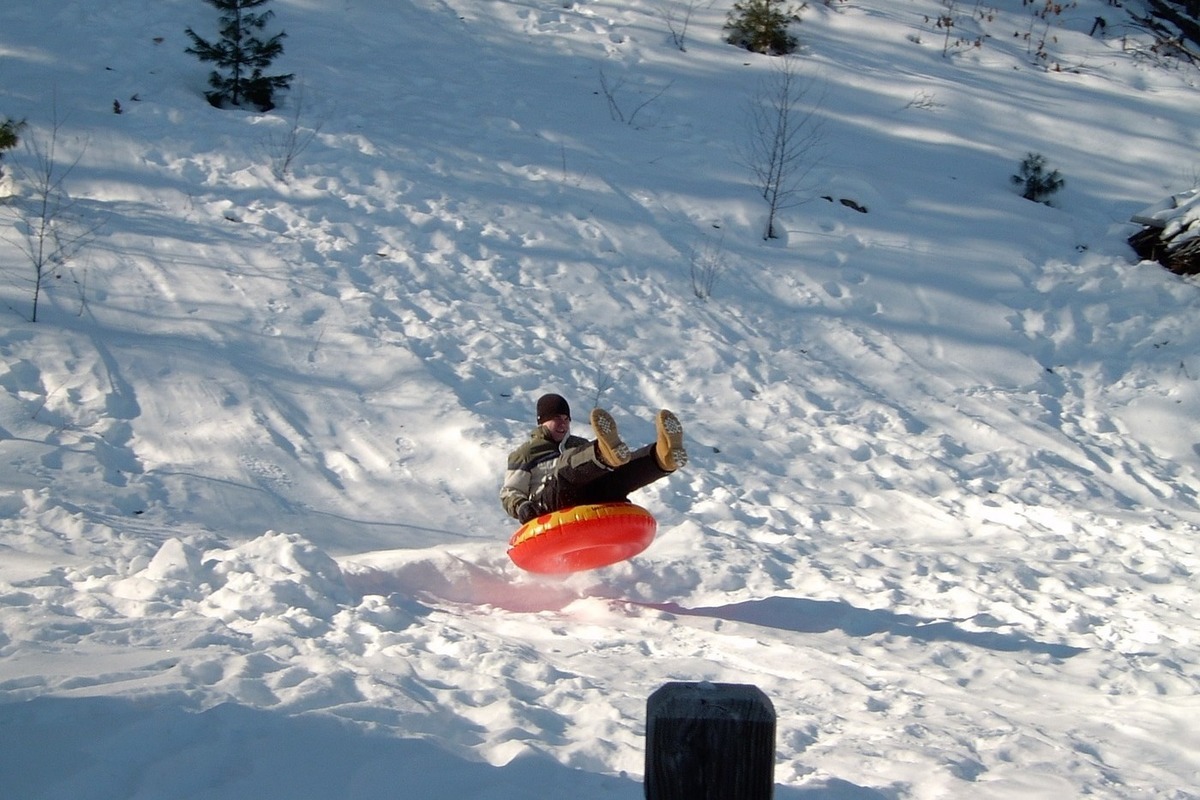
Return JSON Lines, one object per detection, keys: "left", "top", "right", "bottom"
{"left": 2, "top": 0, "right": 1199, "bottom": 796}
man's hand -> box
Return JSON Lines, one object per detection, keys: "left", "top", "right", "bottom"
{"left": 517, "top": 501, "right": 538, "bottom": 524}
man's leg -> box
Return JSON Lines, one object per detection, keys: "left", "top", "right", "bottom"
{"left": 573, "top": 445, "right": 671, "bottom": 504}
{"left": 537, "top": 410, "right": 686, "bottom": 510}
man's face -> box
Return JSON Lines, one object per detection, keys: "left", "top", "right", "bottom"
{"left": 542, "top": 414, "right": 571, "bottom": 443}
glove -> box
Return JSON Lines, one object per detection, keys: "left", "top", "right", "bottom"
{"left": 517, "top": 501, "right": 538, "bottom": 524}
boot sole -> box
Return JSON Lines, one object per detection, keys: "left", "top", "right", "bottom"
{"left": 591, "top": 409, "right": 631, "bottom": 467}
{"left": 656, "top": 410, "right": 688, "bottom": 470}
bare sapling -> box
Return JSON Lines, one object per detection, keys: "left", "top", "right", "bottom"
{"left": 741, "top": 57, "right": 825, "bottom": 240}
{"left": 1, "top": 113, "right": 103, "bottom": 322}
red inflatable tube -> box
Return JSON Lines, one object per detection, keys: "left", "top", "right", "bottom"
{"left": 508, "top": 503, "right": 657, "bottom": 574}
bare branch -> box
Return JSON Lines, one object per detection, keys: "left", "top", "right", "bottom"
{"left": 658, "top": 0, "right": 713, "bottom": 52}
{"left": 688, "top": 231, "right": 727, "bottom": 300}
{"left": 740, "top": 57, "right": 826, "bottom": 239}
{"left": 263, "top": 81, "right": 323, "bottom": 181}
{"left": 598, "top": 67, "right": 673, "bottom": 128}
{"left": 1, "top": 107, "right": 103, "bottom": 321}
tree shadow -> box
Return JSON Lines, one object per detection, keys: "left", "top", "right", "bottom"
{"left": 0, "top": 695, "right": 628, "bottom": 800}
{"left": 653, "top": 596, "right": 1085, "bottom": 659}
{"left": 0, "top": 694, "right": 892, "bottom": 799}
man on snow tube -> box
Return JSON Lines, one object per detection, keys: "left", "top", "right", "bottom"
{"left": 499, "top": 393, "right": 688, "bottom": 571}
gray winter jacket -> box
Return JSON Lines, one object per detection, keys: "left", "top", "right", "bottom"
{"left": 500, "top": 427, "right": 592, "bottom": 520}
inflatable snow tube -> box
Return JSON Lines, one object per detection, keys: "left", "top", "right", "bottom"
{"left": 508, "top": 503, "right": 657, "bottom": 574}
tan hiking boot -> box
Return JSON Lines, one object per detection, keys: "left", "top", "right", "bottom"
{"left": 655, "top": 409, "right": 687, "bottom": 471}
{"left": 591, "top": 408, "right": 631, "bottom": 468}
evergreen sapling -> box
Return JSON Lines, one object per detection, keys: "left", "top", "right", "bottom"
{"left": 725, "top": 0, "right": 801, "bottom": 56}
{"left": 0, "top": 117, "right": 25, "bottom": 179}
{"left": 185, "top": 0, "right": 293, "bottom": 111}
{"left": 1011, "top": 152, "right": 1064, "bottom": 204}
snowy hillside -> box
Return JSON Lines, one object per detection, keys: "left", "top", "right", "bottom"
{"left": 2, "top": 0, "right": 1199, "bottom": 797}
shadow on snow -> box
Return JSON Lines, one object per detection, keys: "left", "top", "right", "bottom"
{"left": 657, "top": 596, "right": 1085, "bottom": 659}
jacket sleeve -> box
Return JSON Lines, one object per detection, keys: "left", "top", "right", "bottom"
{"left": 499, "top": 462, "right": 532, "bottom": 520}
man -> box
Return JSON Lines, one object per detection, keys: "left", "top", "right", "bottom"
{"left": 500, "top": 393, "right": 687, "bottom": 524}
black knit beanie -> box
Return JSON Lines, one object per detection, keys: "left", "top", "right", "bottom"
{"left": 536, "top": 393, "right": 571, "bottom": 423}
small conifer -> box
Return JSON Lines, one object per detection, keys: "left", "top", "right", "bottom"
{"left": 1011, "top": 152, "right": 1064, "bottom": 204}
{"left": 725, "top": 0, "right": 801, "bottom": 56}
{"left": 0, "top": 117, "right": 26, "bottom": 179}
{"left": 185, "top": 0, "right": 293, "bottom": 111}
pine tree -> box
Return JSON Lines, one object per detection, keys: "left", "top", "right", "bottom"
{"left": 185, "top": 0, "right": 293, "bottom": 112}
{"left": 725, "top": 0, "right": 801, "bottom": 56}
{"left": 1011, "top": 153, "right": 1064, "bottom": 204}
{"left": 0, "top": 119, "right": 21, "bottom": 153}
{"left": 0, "top": 117, "right": 26, "bottom": 181}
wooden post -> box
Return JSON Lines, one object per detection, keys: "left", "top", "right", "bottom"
{"left": 644, "top": 681, "right": 776, "bottom": 800}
